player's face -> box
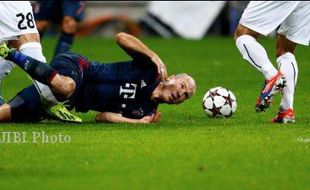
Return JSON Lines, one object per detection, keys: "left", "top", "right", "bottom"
{"left": 160, "top": 74, "right": 196, "bottom": 104}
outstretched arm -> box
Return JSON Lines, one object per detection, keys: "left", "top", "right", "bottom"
{"left": 96, "top": 112, "right": 161, "bottom": 124}
{"left": 115, "top": 32, "right": 167, "bottom": 81}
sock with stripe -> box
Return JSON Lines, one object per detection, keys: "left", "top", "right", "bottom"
{"left": 6, "top": 49, "right": 57, "bottom": 85}
{"left": 236, "top": 35, "right": 278, "bottom": 80}
{"left": 19, "top": 42, "right": 58, "bottom": 105}
{"left": 276, "top": 52, "right": 298, "bottom": 111}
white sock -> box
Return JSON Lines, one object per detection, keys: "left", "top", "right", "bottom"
{"left": 236, "top": 35, "right": 278, "bottom": 80}
{"left": 277, "top": 52, "right": 298, "bottom": 111}
{"left": 19, "top": 42, "right": 46, "bottom": 62}
{"left": 0, "top": 57, "right": 15, "bottom": 80}
{"left": 19, "top": 42, "right": 58, "bottom": 105}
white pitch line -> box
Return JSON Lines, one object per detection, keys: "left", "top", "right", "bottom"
{"left": 297, "top": 137, "right": 310, "bottom": 143}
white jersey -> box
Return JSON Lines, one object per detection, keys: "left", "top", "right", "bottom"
{"left": 240, "top": 1, "right": 310, "bottom": 46}
{"left": 0, "top": 1, "right": 38, "bottom": 41}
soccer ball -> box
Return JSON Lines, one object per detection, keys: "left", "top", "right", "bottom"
{"left": 202, "top": 87, "right": 237, "bottom": 117}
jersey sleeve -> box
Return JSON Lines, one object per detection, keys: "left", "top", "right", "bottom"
{"left": 121, "top": 103, "right": 157, "bottom": 119}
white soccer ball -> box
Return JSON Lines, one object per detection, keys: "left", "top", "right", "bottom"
{"left": 202, "top": 87, "right": 237, "bottom": 117}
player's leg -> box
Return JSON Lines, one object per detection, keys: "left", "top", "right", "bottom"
{"left": 0, "top": 1, "right": 51, "bottom": 105}
{"left": 0, "top": 45, "right": 81, "bottom": 123}
{"left": 10, "top": 25, "right": 80, "bottom": 122}
{"left": 0, "top": 1, "right": 37, "bottom": 104}
{"left": 54, "top": 16, "right": 77, "bottom": 56}
{"left": 275, "top": 34, "right": 297, "bottom": 122}
{"left": 0, "top": 85, "right": 43, "bottom": 122}
{"left": 0, "top": 43, "right": 76, "bottom": 98}
{"left": 10, "top": 32, "right": 81, "bottom": 122}
{"left": 273, "top": 2, "right": 310, "bottom": 123}
{"left": 235, "top": 25, "right": 286, "bottom": 113}
{"left": 0, "top": 58, "right": 15, "bottom": 104}
{"left": 8, "top": 33, "right": 58, "bottom": 104}
{"left": 234, "top": 1, "right": 299, "bottom": 112}
{"left": 9, "top": 39, "right": 77, "bottom": 98}
{"left": 0, "top": 1, "right": 80, "bottom": 122}
{"left": 44, "top": 53, "right": 84, "bottom": 123}
{"left": 20, "top": 3, "right": 82, "bottom": 121}
{"left": 54, "top": 1, "right": 85, "bottom": 56}
{"left": 50, "top": 73, "right": 76, "bottom": 98}
{"left": 0, "top": 83, "right": 81, "bottom": 123}
{"left": 32, "top": 1, "right": 54, "bottom": 38}
{"left": 235, "top": 24, "right": 278, "bottom": 80}
{"left": 9, "top": 33, "right": 46, "bottom": 62}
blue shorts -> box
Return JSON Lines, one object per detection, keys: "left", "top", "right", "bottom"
{"left": 8, "top": 52, "right": 87, "bottom": 122}
{"left": 33, "top": 1, "right": 85, "bottom": 22}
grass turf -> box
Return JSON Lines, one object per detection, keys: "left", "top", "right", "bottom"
{"left": 0, "top": 36, "right": 309, "bottom": 190}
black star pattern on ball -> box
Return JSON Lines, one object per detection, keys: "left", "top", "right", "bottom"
{"left": 209, "top": 103, "right": 221, "bottom": 117}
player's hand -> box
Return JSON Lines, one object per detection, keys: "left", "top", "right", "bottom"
{"left": 151, "top": 54, "right": 167, "bottom": 81}
{"left": 140, "top": 112, "right": 162, "bottom": 123}
{"left": 152, "top": 112, "right": 161, "bottom": 123}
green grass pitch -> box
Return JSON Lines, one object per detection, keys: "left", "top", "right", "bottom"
{"left": 0, "top": 36, "right": 309, "bottom": 190}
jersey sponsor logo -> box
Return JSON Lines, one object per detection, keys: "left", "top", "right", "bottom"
{"left": 119, "top": 83, "right": 137, "bottom": 99}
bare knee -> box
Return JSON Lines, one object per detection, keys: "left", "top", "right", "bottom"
{"left": 8, "top": 33, "right": 40, "bottom": 49}
{"left": 62, "top": 76, "right": 76, "bottom": 97}
{"left": 234, "top": 24, "right": 260, "bottom": 40}
{"left": 62, "top": 16, "right": 78, "bottom": 34}
{"left": 50, "top": 74, "right": 76, "bottom": 98}
{"left": 276, "top": 34, "right": 296, "bottom": 57}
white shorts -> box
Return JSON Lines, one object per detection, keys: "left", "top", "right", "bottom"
{"left": 0, "top": 1, "right": 38, "bottom": 41}
{"left": 239, "top": 1, "right": 310, "bottom": 46}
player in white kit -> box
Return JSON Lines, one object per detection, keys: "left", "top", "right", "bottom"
{"left": 0, "top": 1, "right": 44, "bottom": 103}
{"left": 0, "top": 1, "right": 81, "bottom": 122}
{"left": 234, "top": 1, "right": 310, "bottom": 123}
